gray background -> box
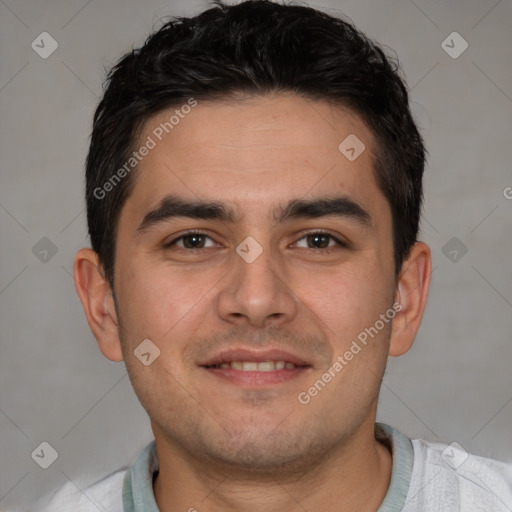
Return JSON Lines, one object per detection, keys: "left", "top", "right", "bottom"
{"left": 1, "top": 0, "right": 511, "bottom": 509}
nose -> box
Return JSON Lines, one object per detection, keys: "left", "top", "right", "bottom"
{"left": 215, "top": 240, "right": 299, "bottom": 328}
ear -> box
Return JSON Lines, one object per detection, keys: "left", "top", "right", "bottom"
{"left": 389, "top": 242, "right": 432, "bottom": 357}
{"left": 73, "top": 248, "right": 123, "bottom": 362}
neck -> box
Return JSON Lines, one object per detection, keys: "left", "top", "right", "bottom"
{"left": 153, "top": 421, "right": 392, "bottom": 512}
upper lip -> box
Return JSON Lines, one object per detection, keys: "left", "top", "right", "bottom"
{"left": 199, "top": 348, "right": 311, "bottom": 367}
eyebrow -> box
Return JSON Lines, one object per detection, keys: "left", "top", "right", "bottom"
{"left": 136, "top": 194, "right": 371, "bottom": 234}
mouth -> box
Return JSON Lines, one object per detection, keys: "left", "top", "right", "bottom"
{"left": 199, "top": 349, "right": 312, "bottom": 387}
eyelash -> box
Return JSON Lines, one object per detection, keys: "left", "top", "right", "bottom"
{"left": 165, "top": 230, "right": 348, "bottom": 252}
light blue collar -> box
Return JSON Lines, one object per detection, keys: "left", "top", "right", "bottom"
{"left": 122, "top": 440, "right": 159, "bottom": 512}
{"left": 375, "top": 422, "right": 414, "bottom": 511}
{"left": 122, "top": 422, "right": 413, "bottom": 511}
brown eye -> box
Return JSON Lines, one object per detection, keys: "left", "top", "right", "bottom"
{"left": 181, "top": 234, "right": 207, "bottom": 248}
{"left": 166, "top": 231, "right": 216, "bottom": 249}
{"left": 307, "top": 233, "right": 330, "bottom": 249}
{"left": 295, "top": 232, "right": 346, "bottom": 250}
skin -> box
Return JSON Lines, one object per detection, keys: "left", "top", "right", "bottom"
{"left": 74, "top": 93, "right": 431, "bottom": 512}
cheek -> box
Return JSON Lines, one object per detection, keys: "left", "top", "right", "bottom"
{"left": 116, "top": 267, "right": 205, "bottom": 388}
{"left": 313, "top": 265, "right": 389, "bottom": 321}
{"left": 114, "top": 265, "right": 175, "bottom": 342}
{"left": 115, "top": 259, "right": 220, "bottom": 347}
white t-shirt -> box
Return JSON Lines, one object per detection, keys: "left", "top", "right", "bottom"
{"left": 38, "top": 423, "right": 512, "bottom": 511}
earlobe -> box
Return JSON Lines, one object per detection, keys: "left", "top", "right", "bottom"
{"left": 389, "top": 242, "right": 432, "bottom": 357}
{"left": 73, "top": 248, "right": 124, "bottom": 362}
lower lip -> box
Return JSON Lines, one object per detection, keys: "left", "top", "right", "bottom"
{"left": 202, "top": 367, "right": 310, "bottom": 386}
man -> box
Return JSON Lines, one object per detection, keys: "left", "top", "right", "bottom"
{"left": 46, "top": 0, "right": 512, "bottom": 510}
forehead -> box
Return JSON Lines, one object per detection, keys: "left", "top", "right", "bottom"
{"left": 124, "top": 94, "right": 388, "bottom": 224}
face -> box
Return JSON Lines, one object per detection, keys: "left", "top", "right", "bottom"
{"left": 111, "top": 94, "right": 398, "bottom": 471}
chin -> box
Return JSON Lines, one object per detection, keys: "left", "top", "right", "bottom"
{"left": 186, "top": 421, "right": 334, "bottom": 476}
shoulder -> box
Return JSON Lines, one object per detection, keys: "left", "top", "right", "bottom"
{"left": 406, "top": 437, "right": 512, "bottom": 511}
{"left": 38, "top": 469, "right": 126, "bottom": 512}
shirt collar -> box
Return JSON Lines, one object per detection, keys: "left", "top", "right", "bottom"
{"left": 122, "top": 440, "right": 159, "bottom": 512}
{"left": 375, "top": 422, "right": 414, "bottom": 511}
{"left": 122, "top": 422, "right": 414, "bottom": 511}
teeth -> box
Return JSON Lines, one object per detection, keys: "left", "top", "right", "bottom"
{"left": 217, "top": 360, "right": 297, "bottom": 371}
{"left": 256, "top": 361, "right": 275, "bottom": 372}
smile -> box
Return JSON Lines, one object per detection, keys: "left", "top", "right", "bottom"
{"left": 205, "top": 360, "right": 298, "bottom": 371}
